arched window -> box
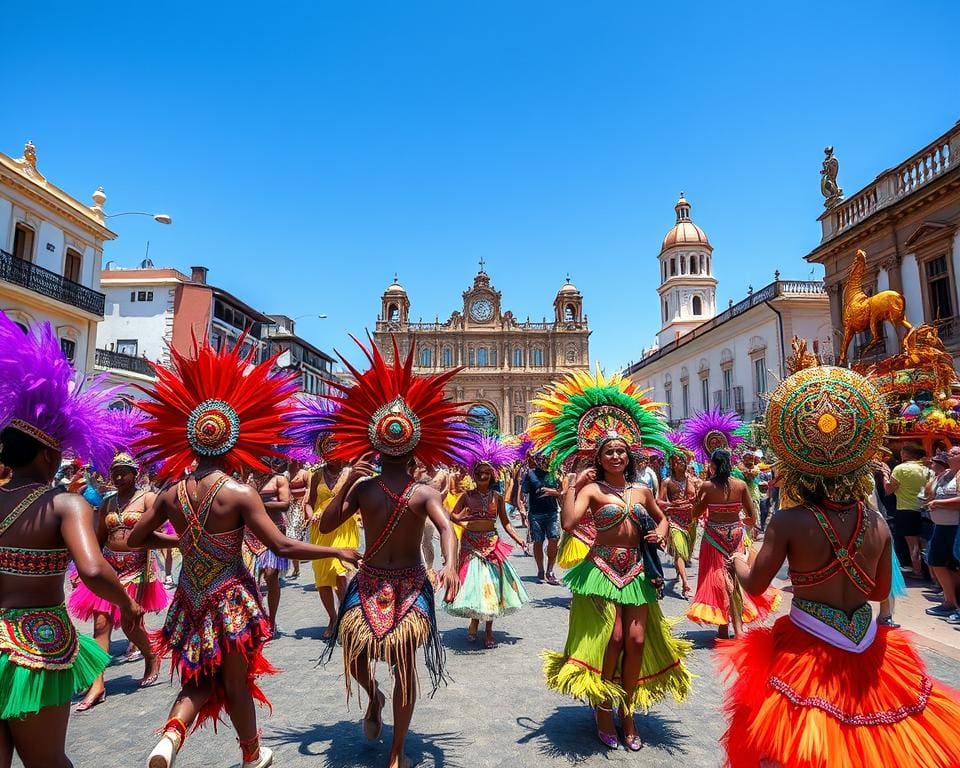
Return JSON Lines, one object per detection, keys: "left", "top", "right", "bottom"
{"left": 513, "top": 348, "right": 523, "bottom": 367}
{"left": 513, "top": 415, "right": 525, "bottom": 434}
{"left": 388, "top": 303, "right": 399, "bottom": 322}
{"left": 477, "top": 348, "right": 488, "bottom": 367}
{"left": 468, "top": 348, "right": 475, "bottom": 366}
{"left": 531, "top": 347, "right": 544, "bottom": 367}
{"left": 442, "top": 347, "right": 453, "bottom": 368}
{"left": 670, "top": 258, "right": 676, "bottom": 276}
{"left": 564, "top": 303, "right": 575, "bottom": 322}
{"left": 663, "top": 300, "right": 669, "bottom": 323}
{"left": 690, "top": 257, "right": 698, "bottom": 275}
{"left": 419, "top": 346, "right": 433, "bottom": 367}
{"left": 692, "top": 296, "right": 702, "bottom": 315}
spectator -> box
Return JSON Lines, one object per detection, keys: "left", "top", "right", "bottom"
{"left": 519, "top": 454, "right": 561, "bottom": 584}
{"left": 635, "top": 453, "right": 660, "bottom": 494}
{"left": 923, "top": 449, "right": 960, "bottom": 623}
{"left": 885, "top": 444, "right": 932, "bottom": 578}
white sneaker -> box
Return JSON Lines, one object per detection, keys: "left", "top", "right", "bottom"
{"left": 147, "top": 735, "right": 177, "bottom": 768}
{"left": 242, "top": 745, "right": 273, "bottom": 768}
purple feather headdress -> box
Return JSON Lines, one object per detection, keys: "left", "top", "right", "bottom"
{"left": 677, "top": 406, "right": 748, "bottom": 465}
{"left": 0, "top": 311, "right": 123, "bottom": 472}
{"left": 455, "top": 429, "right": 523, "bottom": 474}
{"left": 98, "top": 406, "right": 151, "bottom": 474}
{"left": 286, "top": 395, "right": 339, "bottom": 460}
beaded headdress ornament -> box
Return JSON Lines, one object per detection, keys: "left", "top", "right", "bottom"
{"left": 528, "top": 367, "right": 670, "bottom": 472}
{"left": 766, "top": 365, "right": 886, "bottom": 502}
{"left": 327, "top": 335, "right": 469, "bottom": 466}
{"left": 133, "top": 332, "right": 299, "bottom": 481}
{"left": 677, "top": 406, "right": 750, "bottom": 465}
{"left": 0, "top": 311, "right": 123, "bottom": 471}
{"left": 287, "top": 396, "right": 339, "bottom": 462}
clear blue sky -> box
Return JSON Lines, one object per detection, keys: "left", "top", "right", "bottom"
{"left": 5, "top": 2, "right": 957, "bottom": 371}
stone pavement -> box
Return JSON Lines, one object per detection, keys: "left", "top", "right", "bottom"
{"left": 40, "top": 539, "right": 960, "bottom": 768}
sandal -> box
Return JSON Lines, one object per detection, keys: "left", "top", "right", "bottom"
{"left": 75, "top": 690, "right": 106, "bottom": 712}
{"left": 877, "top": 615, "right": 900, "bottom": 629}
{"left": 484, "top": 636, "right": 497, "bottom": 649}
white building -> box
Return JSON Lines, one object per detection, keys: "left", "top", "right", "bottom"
{"left": 625, "top": 195, "right": 832, "bottom": 425}
{"left": 0, "top": 141, "right": 116, "bottom": 376}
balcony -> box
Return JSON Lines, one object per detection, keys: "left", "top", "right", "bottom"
{"left": 0, "top": 249, "right": 106, "bottom": 317}
{"left": 820, "top": 122, "right": 959, "bottom": 242}
{"left": 95, "top": 348, "right": 154, "bottom": 377}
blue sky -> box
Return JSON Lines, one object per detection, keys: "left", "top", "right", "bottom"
{"left": 5, "top": 2, "right": 957, "bottom": 370}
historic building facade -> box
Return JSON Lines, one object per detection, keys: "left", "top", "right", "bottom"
{"left": 805, "top": 122, "right": 960, "bottom": 364}
{"left": 373, "top": 267, "right": 590, "bottom": 435}
{"left": 0, "top": 141, "right": 116, "bottom": 377}
{"left": 626, "top": 195, "right": 831, "bottom": 426}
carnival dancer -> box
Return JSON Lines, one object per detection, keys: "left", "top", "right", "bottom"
{"left": 249, "top": 460, "right": 291, "bottom": 632}
{"left": 445, "top": 433, "right": 529, "bottom": 647}
{"left": 657, "top": 447, "right": 699, "bottom": 599}
{"left": 286, "top": 455, "right": 312, "bottom": 577}
{"left": 720, "top": 364, "right": 960, "bottom": 768}
{"left": 319, "top": 336, "right": 465, "bottom": 768}
{"left": 531, "top": 369, "right": 692, "bottom": 752}
{"left": 129, "top": 335, "right": 360, "bottom": 768}
{"left": 685, "top": 449, "right": 780, "bottom": 637}
{"left": 555, "top": 458, "right": 597, "bottom": 569}
{"left": 288, "top": 396, "right": 360, "bottom": 639}
{"left": 0, "top": 312, "right": 145, "bottom": 767}
{"left": 70, "top": 443, "right": 173, "bottom": 710}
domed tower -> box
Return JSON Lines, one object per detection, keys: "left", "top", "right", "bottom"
{"left": 657, "top": 193, "right": 716, "bottom": 346}
{"left": 380, "top": 274, "right": 410, "bottom": 328}
{"left": 554, "top": 275, "right": 583, "bottom": 325}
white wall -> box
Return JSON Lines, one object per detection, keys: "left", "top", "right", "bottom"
{"left": 0, "top": 198, "right": 12, "bottom": 250}
{"left": 97, "top": 285, "right": 173, "bottom": 361}
{"left": 901, "top": 253, "right": 924, "bottom": 326}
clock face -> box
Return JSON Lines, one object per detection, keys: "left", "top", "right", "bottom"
{"left": 470, "top": 298, "right": 494, "bottom": 322}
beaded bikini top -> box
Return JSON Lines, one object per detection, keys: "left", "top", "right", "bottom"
{"left": 463, "top": 490, "right": 498, "bottom": 521}
{"left": 103, "top": 492, "right": 147, "bottom": 532}
{"left": 593, "top": 484, "right": 647, "bottom": 532}
{"left": 0, "top": 485, "right": 69, "bottom": 577}
{"left": 788, "top": 503, "right": 876, "bottom": 596}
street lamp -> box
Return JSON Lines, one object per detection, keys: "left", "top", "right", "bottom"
{"left": 106, "top": 211, "right": 173, "bottom": 225}
{"left": 294, "top": 314, "right": 328, "bottom": 320}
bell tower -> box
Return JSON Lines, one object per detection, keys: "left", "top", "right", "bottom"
{"left": 380, "top": 274, "right": 410, "bottom": 328}
{"left": 554, "top": 275, "right": 583, "bottom": 324}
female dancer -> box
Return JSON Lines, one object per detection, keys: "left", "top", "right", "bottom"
{"left": 555, "top": 458, "right": 597, "bottom": 569}
{"left": 130, "top": 335, "right": 360, "bottom": 768}
{"left": 0, "top": 313, "right": 144, "bottom": 767}
{"left": 287, "top": 396, "right": 360, "bottom": 639}
{"left": 446, "top": 434, "right": 528, "bottom": 648}
{"left": 658, "top": 448, "right": 698, "bottom": 599}
{"left": 69, "top": 451, "right": 171, "bottom": 709}
{"left": 286, "top": 456, "right": 311, "bottom": 577}
{"left": 531, "top": 369, "right": 692, "bottom": 752}
{"left": 721, "top": 364, "right": 960, "bottom": 768}
{"left": 686, "top": 449, "right": 780, "bottom": 637}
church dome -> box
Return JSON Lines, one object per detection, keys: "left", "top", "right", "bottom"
{"left": 558, "top": 276, "right": 579, "bottom": 295}
{"left": 384, "top": 274, "right": 406, "bottom": 294}
{"left": 661, "top": 193, "right": 711, "bottom": 252}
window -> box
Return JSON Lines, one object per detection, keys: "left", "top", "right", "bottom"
{"left": 564, "top": 304, "right": 575, "bottom": 322}
{"left": 419, "top": 346, "right": 432, "bottom": 367}
{"left": 663, "top": 300, "right": 668, "bottom": 323}
{"left": 13, "top": 223, "right": 35, "bottom": 262}
{"left": 692, "top": 296, "right": 702, "bottom": 315}
{"left": 753, "top": 357, "right": 767, "bottom": 396}
{"left": 442, "top": 347, "right": 453, "bottom": 367}
{"left": 513, "top": 415, "right": 525, "bottom": 434}
{"left": 531, "top": 347, "right": 544, "bottom": 367}
{"left": 701, "top": 377, "right": 710, "bottom": 409}
{"left": 926, "top": 256, "right": 954, "bottom": 320}
{"left": 690, "top": 258, "right": 698, "bottom": 275}
{"left": 468, "top": 348, "right": 475, "bottom": 366}
{"left": 664, "top": 387, "right": 673, "bottom": 422}
{"left": 387, "top": 303, "right": 400, "bottom": 322}
{"left": 64, "top": 249, "right": 82, "bottom": 283}
{"left": 722, "top": 368, "right": 733, "bottom": 410}
{"left": 491, "top": 348, "right": 497, "bottom": 367}
{"left": 670, "top": 258, "right": 676, "bottom": 276}
{"left": 116, "top": 339, "right": 138, "bottom": 356}
{"left": 131, "top": 290, "right": 155, "bottom": 303}
{"left": 477, "top": 348, "right": 488, "bottom": 367}
{"left": 682, "top": 382, "right": 690, "bottom": 419}
{"left": 60, "top": 338, "right": 76, "bottom": 363}
{"left": 513, "top": 348, "right": 523, "bottom": 367}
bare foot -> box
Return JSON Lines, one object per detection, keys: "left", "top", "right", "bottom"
{"left": 322, "top": 625, "right": 335, "bottom": 640}
{"left": 387, "top": 755, "right": 413, "bottom": 768}
{"left": 363, "top": 687, "right": 386, "bottom": 741}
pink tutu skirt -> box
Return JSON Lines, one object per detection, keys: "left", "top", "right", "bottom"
{"left": 68, "top": 548, "right": 170, "bottom": 625}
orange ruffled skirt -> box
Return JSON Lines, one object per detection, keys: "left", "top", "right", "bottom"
{"left": 716, "top": 615, "right": 960, "bottom": 768}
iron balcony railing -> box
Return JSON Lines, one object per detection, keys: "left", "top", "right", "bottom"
{"left": 95, "top": 348, "right": 154, "bottom": 376}
{"left": 0, "top": 249, "right": 106, "bottom": 316}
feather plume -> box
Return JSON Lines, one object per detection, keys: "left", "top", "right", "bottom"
{"left": 677, "top": 406, "right": 748, "bottom": 465}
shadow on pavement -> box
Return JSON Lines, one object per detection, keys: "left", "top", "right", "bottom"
{"left": 529, "top": 595, "right": 571, "bottom": 610}
{"left": 516, "top": 706, "right": 688, "bottom": 761}
{"left": 682, "top": 628, "right": 721, "bottom": 650}
{"left": 268, "top": 720, "right": 470, "bottom": 767}
{"left": 442, "top": 627, "right": 523, "bottom": 654}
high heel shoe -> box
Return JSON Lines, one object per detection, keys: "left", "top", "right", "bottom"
{"left": 75, "top": 690, "right": 106, "bottom": 712}
{"left": 594, "top": 706, "right": 619, "bottom": 750}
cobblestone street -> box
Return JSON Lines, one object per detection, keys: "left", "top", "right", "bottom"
{"left": 43, "top": 537, "right": 960, "bottom": 768}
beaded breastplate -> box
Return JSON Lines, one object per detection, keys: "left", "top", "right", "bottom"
{"left": 788, "top": 503, "right": 876, "bottom": 596}
{"left": 589, "top": 544, "right": 644, "bottom": 588}
{"left": 0, "top": 486, "right": 68, "bottom": 577}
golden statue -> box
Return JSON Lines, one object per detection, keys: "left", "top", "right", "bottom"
{"left": 786, "top": 336, "right": 819, "bottom": 374}
{"left": 902, "top": 324, "right": 956, "bottom": 400}
{"left": 839, "top": 249, "right": 912, "bottom": 365}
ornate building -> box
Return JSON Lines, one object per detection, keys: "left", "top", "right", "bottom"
{"left": 373, "top": 265, "right": 590, "bottom": 434}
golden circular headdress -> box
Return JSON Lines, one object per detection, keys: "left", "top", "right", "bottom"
{"left": 765, "top": 365, "right": 887, "bottom": 501}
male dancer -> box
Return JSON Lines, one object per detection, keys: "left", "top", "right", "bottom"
{"left": 251, "top": 460, "right": 291, "bottom": 631}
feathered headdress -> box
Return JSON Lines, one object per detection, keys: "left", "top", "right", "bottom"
{"left": 663, "top": 429, "right": 693, "bottom": 461}
{"left": 528, "top": 367, "right": 671, "bottom": 472}
{"left": 0, "top": 311, "right": 122, "bottom": 471}
{"left": 101, "top": 406, "right": 150, "bottom": 474}
{"left": 328, "top": 335, "right": 469, "bottom": 467}
{"left": 455, "top": 429, "right": 522, "bottom": 475}
{"left": 677, "top": 406, "right": 749, "bottom": 465}
{"left": 287, "top": 395, "right": 339, "bottom": 462}
{"left": 133, "top": 332, "right": 299, "bottom": 481}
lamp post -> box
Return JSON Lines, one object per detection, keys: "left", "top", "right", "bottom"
{"left": 105, "top": 212, "right": 173, "bottom": 224}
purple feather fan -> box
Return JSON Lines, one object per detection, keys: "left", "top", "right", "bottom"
{"left": 94, "top": 406, "right": 151, "bottom": 474}
{"left": 677, "top": 406, "right": 746, "bottom": 465}
{"left": 286, "top": 395, "right": 338, "bottom": 456}
{"left": 0, "top": 311, "right": 123, "bottom": 472}
{"left": 455, "top": 429, "right": 523, "bottom": 473}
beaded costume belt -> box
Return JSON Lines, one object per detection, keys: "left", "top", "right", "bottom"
{"left": 0, "top": 604, "right": 79, "bottom": 670}
{"left": 589, "top": 544, "right": 644, "bottom": 589}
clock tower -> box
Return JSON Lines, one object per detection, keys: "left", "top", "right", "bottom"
{"left": 464, "top": 263, "right": 501, "bottom": 325}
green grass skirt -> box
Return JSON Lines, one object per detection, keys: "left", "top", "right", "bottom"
{"left": 0, "top": 633, "right": 109, "bottom": 720}
{"left": 562, "top": 557, "right": 658, "bottom": 606}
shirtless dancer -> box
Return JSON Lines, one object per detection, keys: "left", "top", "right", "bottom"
{"left": 251, "top": 462, "right": 291, "bottom": 630}
{"left": 320, "top": 337, "right": 464, "bottom": 768}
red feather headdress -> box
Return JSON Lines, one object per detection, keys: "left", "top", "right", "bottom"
{"left": 329, "top": 335, "right": 468, "bottom": 467}
{"left": 133, "top": 332, "right": 298, "bottom": 481}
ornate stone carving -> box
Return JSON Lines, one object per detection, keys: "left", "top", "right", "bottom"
{"left": 820, "top": 146, "right": 844, "bottom": 209}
